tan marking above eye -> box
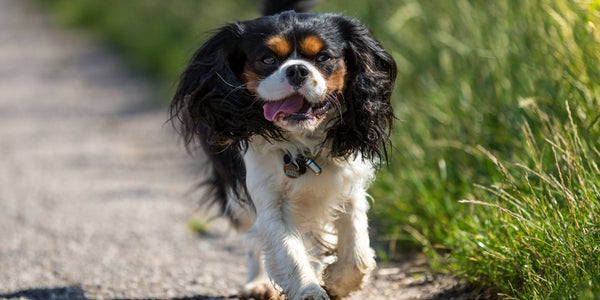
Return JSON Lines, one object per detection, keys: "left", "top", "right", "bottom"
{"left": 266, "top": 35, "right": 291, "bottom": 57}
{"left": 299, "top": 35, "right": 324, "bottom": 56}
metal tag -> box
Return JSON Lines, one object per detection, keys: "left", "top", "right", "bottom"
{"left": 304, "top": 158, "right": 321, "bottom": 175}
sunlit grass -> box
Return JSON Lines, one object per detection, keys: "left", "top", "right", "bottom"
{"left": 455, "top": 103, "right": 600, "bottom": 298}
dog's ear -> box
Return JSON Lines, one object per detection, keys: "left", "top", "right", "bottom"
{"left": 170, "top": 22, "right": 271, "bottom": 150}
{"left": 327, "top": 16, "right": 397, "bottom": 163}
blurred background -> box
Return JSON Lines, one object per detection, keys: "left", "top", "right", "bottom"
{"left": 37, "top": 0, "right": 600, "bottom": 298}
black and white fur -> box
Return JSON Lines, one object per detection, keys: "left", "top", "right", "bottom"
{"left": 170, "top": 1, "right": 396, "bottom": 299}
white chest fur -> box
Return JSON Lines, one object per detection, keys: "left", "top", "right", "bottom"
{"left": 244, "top": 136, "right": 375, "bottom": 227}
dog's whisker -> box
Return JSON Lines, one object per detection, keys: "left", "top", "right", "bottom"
{"left": 216, "top": 73, "right": 239, "bottom": 88}
{"left": 325, "top": 93, "right": 345, "bottom": 125}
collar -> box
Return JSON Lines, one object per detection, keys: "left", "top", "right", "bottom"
{"left": 283, "top": 152, "right": 321, "bottom": 178}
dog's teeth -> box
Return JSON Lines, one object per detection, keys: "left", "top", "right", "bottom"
{"left": 307, "top": 107, "right": 313, "bottom": 114}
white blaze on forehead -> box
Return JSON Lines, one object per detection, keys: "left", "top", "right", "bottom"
{"left": 257, "top": 59, "right": 327, "bottom": 103}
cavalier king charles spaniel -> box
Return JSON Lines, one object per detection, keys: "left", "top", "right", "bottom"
{"left": 170, "top": 1, "right": 396, "bottom": 299}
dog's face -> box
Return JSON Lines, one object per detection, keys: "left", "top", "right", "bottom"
{"left": 172, "top": 11, "right": 396, "bottom": 160}
{"left": 241, "top": 27, "right": 347, "bottom": 131}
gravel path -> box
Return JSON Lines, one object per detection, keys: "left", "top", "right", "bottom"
{"left": 0, "top": 1, "right": 480, "bottom": 299}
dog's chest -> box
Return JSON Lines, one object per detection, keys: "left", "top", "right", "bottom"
{"left": 247, "top": 147, "right": 345, "bottom": 200}
{"left": 244, "top": 139, "right": 374, "bottom": 221}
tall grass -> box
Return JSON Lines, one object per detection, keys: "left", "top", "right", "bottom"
{"left": 457, "top": 103, "right": 600, "bottom": 298}
{"left": 40, "top": 0, "right": 600, "bottom": 297}
{"left": 364, "top": 0, "right": 600, "bottom": 242}
{"left": 358, "top": 0, "right": 600, "bottom": 297}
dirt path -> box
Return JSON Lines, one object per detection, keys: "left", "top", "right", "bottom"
{"left": 0, "top": 1, "right": 476, "bottom": 299}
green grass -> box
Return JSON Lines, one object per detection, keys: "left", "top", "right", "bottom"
{"left": 40, "top": 0, "right": 600, "bottom": 298}
{"left": 359, "top": 1, "right": 600, "bottom": 298}
{"left": 455, "top": 104, "right": 600, "bottom": 298}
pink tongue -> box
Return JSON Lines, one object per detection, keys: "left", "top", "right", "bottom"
{"left": 262, "top": 94, "right": 304, "bottom": 121}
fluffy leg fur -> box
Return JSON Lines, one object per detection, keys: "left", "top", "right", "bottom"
{"left": 323, "top": 191, "right": 376, "bottom": 298}
{"left": 241, "top": 242, "right": 283, "bottom": 300}
{"left": 254, "top": 198, "right": 329, "bottom": 300}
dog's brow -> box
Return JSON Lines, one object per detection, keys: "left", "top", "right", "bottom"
{"left": 266, "top": 35, "right": 292, "bottom": 57}
{"left": 299, "top": 35, "right": 324, "bottom": 56}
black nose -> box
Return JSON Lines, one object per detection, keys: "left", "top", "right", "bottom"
{"left": 285, "top": 64, "right": 309, "bottom": 88}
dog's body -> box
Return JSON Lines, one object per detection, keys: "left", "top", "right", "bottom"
{"left": 170, "top": 1, "right": 396, "bottom": 299}
{"left": 240, "top": 135, "right": 376, "bottom": 300}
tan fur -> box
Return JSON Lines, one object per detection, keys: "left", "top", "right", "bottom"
{"left": 266, "top": 35, "right": 292, "bottom": 57}
{"left": 299, "top": 35, "right": 324, "bottom": 56}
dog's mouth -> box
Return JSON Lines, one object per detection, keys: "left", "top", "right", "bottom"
{"left": 262, "top": 94, "right": 330, "bottom": 122}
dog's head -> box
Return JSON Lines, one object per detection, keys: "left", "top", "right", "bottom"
{"left": 171, "top": 11, "right": 396, "bottom": 161}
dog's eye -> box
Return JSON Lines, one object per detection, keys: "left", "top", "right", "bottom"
{"left": 316, "top": 53, "right": 330, "bottom": 62}
{"left": 262, "top": 56, "right": 276, "bottom": 65}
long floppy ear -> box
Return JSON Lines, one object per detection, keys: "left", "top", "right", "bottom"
{"left": 169, "top": 23, "right": 265, "bottom": 215}
{"left": 327, "top": 16, "right": 397, "bottom": 164}
{"left": 170, "top": 22, "right": 274, "bottom": 150}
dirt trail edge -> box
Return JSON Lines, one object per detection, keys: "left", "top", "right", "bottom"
{"left": 0, "top": 1, "right": 480, "bottom": 299}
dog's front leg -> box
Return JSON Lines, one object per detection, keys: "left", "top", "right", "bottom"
{"left": 254, "top": 198, "right": 329, "bottom": 300}
{"left": 323, "top": 191, "right": 376, "bottom": 298}
{"left": 241, "top": 238, "right": 283, "bottom": 300}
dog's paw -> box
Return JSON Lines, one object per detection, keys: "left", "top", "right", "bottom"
{"left": 297, "top": 284, "right": 329, "bottom": 300}
{"left": 241, "top": 279, "right": 282, "bottom": 300}
{"left": 322, "top": 260, "right": 375, "bottom": 298}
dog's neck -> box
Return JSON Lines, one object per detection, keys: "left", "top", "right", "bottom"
{"left": 276, "top": 129, "right": 327, "bottom": 160}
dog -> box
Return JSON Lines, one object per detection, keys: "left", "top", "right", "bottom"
{"left": 170, "top": 1, "right": 396, "bottom": 299}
